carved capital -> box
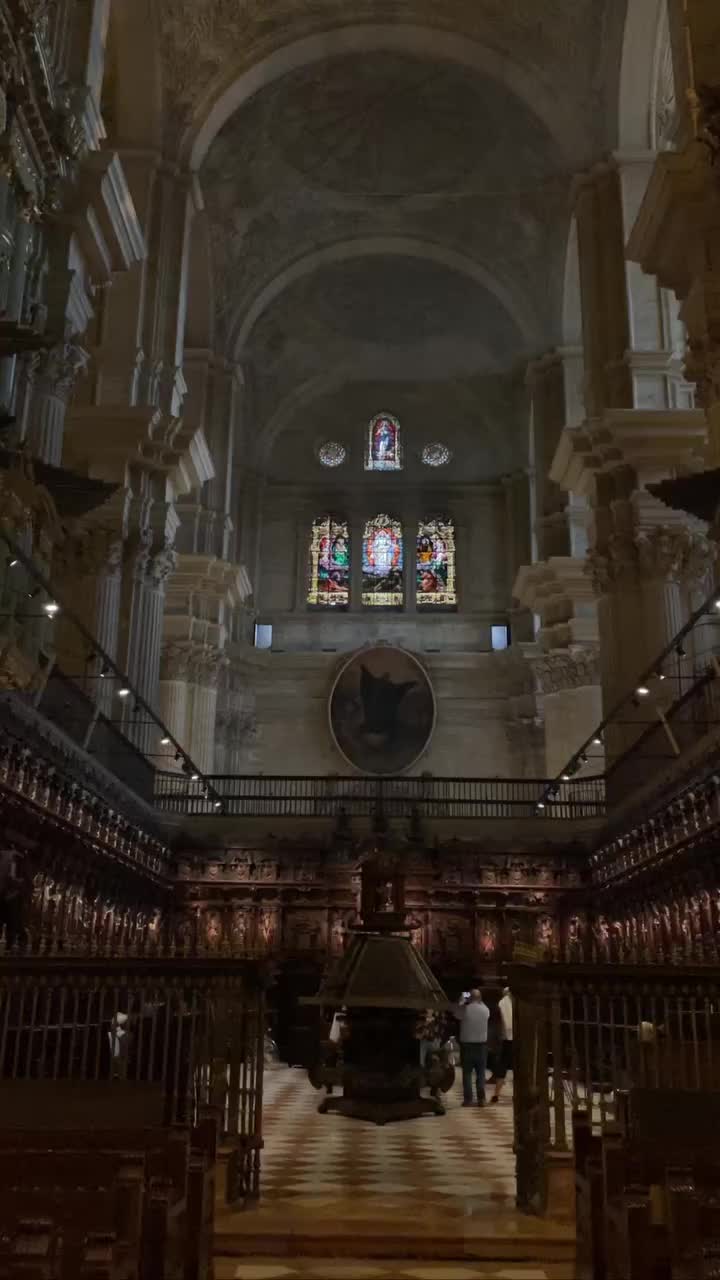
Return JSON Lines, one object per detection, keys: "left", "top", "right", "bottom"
{"left": 160, "top": 642, "right": 194, "bottom": 682}
{"left": 149, "top": 546, "right": 177, "bottom": 584}
{"left": 55, "top": 526, "right": 123, "bottom": 578}
{"left": 36, "top": 342, "right": 89, "bottom": 400}
{"left": 635, "top": 526, "right": 717, "bottom": 583}
{"left": 531, "top": 649, "right": 600, "bottom": 695}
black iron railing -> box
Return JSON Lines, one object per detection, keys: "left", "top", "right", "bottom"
{"left": 154, "top": 771, "right": 606, "bottom": 820}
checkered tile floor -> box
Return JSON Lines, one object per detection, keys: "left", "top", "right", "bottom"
{"left": 215, "top": 1262, "right": 574, "bottom": 1279}
{"left": 259, "top": 1065, "right": 516, "bottom": 1203}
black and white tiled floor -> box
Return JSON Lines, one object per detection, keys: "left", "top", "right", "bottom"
{"left": 258, "top": 1064, "right": 516, "bottom": 1203}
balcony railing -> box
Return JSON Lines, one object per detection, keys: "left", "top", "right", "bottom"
{"left": 154, "top": 771, "right": 606, "bottom": 820}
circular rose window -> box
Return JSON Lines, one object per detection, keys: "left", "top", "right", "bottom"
{"left": 422, "top": 442, "right": 451, "bottom": 467}
{"left": 317, "top": 441, "right": 347, "bottom": 467}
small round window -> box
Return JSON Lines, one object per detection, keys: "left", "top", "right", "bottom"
{"left": 422, "top": 442, "right": 452, "bottom": 467}
{"left": 317, "top": 441, "right": 347, "bottom": 467}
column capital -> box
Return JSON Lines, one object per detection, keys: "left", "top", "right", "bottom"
{"left": 35, "top": 341, "right": 89, "bottom": 401}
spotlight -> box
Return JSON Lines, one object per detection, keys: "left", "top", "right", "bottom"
{"left": 161, "top": 736, "right": 171, "bottom": 746}
{"left": 536, "top": 801, "right": 546, "bottom": 812}
{"left": 43, "top": 601, "right": 59, "bottom": 617}
{"left": 592, "top": 734, "right": 602, "bottom": 746}
{"left": 560, "top": 772, "right": 571, "bottom": 782}
{"left": 714, "top": 597, "right": 720, "bottom": 611}
{"left": 190, "top": 772, "right": 199, "bottom": 782}
{"left": 100, "top": 663, "right": 110, "bottom": 679}
{"left": 636, "top": 685, "right": 650, "bottom": 697}
{"left": 8, "top": 559, "right": 18, "bottom": 568}
{"left": 28, "top": 587, "right": 40, "bottom": 599}
{"left": 117, "top": 685, "right": 130, "bottom": 699}
{"left": 214, "top": 801, "right": 222, "bottom": 810}
{"left": 579, "top": 753, "right": 588, "bottom": 766}
{"left": 656, "top": 670, "right": 666, "bottom": 681}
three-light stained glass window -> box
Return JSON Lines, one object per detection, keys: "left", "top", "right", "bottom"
{"left": 307, "top": 516, "right": 350, "bottom": 607}
{"left": 365, "top": 413, "right": 402, "bottom": 471}
{"left": 416, "top": 517, "right": 457, "bottom": 606}
{"left": 362, "top": 514, "right": 404, "bottom": 606}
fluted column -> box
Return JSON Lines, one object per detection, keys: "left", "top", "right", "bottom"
{"left": 124, "top": 544, "right": 176, "bottom": 751}
{"left": 25, "top": 342, "right": 88, "bottom": 465}
{"left": 158, "top": 643, "right": 194, "bottom": 766}
{"left": 188, "top": 652, "right": 222, "bottom": 774}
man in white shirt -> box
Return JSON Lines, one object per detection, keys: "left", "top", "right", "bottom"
{"left": 491, "top": 986, "right": 513, "bottom": 1103}
{"left": 455, "top": 989, "right": 490, "bottom": 1106}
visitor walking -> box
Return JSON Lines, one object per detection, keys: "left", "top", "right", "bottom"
{"left": 455, "top": 989, "right": 490, "bottom": 1106}
{"left": 491, "top": 986, "right": 513, "bottom": 1103}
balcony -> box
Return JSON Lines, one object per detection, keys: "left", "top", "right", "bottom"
{"left": 154, "top": 770, "right": 606, "bottom": 822}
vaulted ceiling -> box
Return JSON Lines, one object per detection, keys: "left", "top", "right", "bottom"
{"left": 158, "top": 0, "right": 629, "bottom": 479}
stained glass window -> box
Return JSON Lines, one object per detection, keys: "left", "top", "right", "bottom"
{"left": 416, "top": 517, "right": 457, "bottom": 607}
{"left": 362, "top": 514, "right": 404, "bottom": 606}
{"left": 307, "top": 516, "right": 350, "bottom": 607}
{"left": 365, "top": 413, "right": 401, "bottom": 471}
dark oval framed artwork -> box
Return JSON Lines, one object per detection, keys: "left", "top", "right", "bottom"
{"left": 329, "top": 645, "right": 436, "bottom": 775}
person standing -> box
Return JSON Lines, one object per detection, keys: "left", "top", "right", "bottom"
{"left": 492, "top": 986, "right": 513, "bottom": 1103}
{"left": 455, "top": 989, "right": 490, "bottom": 1107}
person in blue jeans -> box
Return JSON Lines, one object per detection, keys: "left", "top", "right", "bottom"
{"left": 455, "top": 989, "right": 490, "bottom": 1106}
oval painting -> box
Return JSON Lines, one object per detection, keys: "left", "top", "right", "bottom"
{"left": 329, "top": 646, "right": 435, "bottom": 775}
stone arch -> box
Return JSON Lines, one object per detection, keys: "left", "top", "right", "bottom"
{"left": 618, "top": 0, "right": 672, "bottom": 151}
{"left": 183, "top": 24, "right": 583, "bottom": 172}
{"left": 232, "top": 237, "right": 537, "bottom": 359}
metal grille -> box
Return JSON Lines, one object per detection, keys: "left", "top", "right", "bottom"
{"left": 0, "top": 956, "right": 266, "bottom": 1203}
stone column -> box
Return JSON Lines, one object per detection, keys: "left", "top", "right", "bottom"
{"left": 188, "top": 651, "right": 222, "bottom": 775}
{"left": 124, "top": 543, "right": 176, "bottom": 751}
{"left": 158, "top": 642, "right": 194, "bottom": 765}
{"left": 26, "top": 341, "right": 88, "bottom": 465}
{"left": 53, "top": 525, "right": 124, "bottom": 716}
{"left": 589, "top": 513, "right": 716, "bottom": 769}
{"left": 503, "top": 471, "right": 533, "bottom": 641}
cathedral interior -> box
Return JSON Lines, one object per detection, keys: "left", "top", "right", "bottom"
{"left": 1, "top": 0, "right": 720, "bottom": 1276}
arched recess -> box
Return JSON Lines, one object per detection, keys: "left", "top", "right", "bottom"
{"left": 232, "top": 237, "right": 538, "bottom": 359}
{"left": 254, "top": 366, "right": 512, "bottom": 472}
{"left": 183, "top": 24, "right": 582, "bottom": 172}
{"left": 103, "top": 0, "right": 163, "bottom": 149}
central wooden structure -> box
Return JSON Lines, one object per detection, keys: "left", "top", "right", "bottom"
{"left": 305, "top": 852, "right": 454, "bottom": 1124}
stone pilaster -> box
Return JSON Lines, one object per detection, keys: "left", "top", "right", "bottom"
{"left": 530, "top": 649, "right": 603, "bottom": 778}
{"left": 573, "top": 163, "right": 633, "bottom": 418}
{"left": 53, "top": 521, "right": 125, "bottom": 713}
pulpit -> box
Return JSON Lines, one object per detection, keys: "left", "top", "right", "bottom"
{"left": 304, "top": 853, "right": 454, "bottom": 1123}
